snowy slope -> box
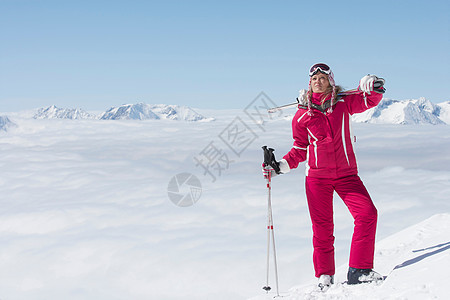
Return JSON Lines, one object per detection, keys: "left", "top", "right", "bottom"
{"left": 352, "top": 98, "right": 447, "bottom": 125}
{"left": 436, "top": 101, "right": 450, "bottom": 124}
{"left": 99, "top": 103, "right": 212, "bottom": 121}
{"left": 250, "top": 213, "right": 450, "bottom": 299}
{"left": 34, "top": 105, "right": 95, "bottom": 119}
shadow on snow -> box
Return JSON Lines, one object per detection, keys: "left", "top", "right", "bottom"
{"left": 394, "top": 241, "right": 450, "bottom": 270}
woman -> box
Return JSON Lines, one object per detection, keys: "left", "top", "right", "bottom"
{"left": 264, "top": 63, "right": 385, "bottom": 289}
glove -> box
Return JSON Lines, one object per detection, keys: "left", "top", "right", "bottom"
{"left": 261, "top": 159, "right": 290, "bottom": 179}
{"left": 296, "top": 89, "right": 308, "bottom": 104}
{"left": 262, "top": 163, "right": 278, "bottom": 179}
{"left": 359, "top": 75, "right": 383, "bottom": 95}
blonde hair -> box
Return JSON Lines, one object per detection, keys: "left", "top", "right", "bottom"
{"left": 307, "top": 85, "right": 343, "bottom": 105}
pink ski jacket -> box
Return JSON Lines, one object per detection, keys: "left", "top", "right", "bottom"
{"left": 283, "top": 91, "right": 383, "bottom": 178}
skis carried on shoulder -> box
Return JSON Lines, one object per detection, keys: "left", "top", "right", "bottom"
{"left": 268, "top": 81, "right": 385, "bottom": 114}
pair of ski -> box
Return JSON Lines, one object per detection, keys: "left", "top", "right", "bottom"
{"left": 267, "top": 81, "right": 385, "bottom": 113}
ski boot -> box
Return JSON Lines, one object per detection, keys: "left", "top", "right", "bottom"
{"left": 318, "top": 274, "right": 334, "bottom": 291}
{"left": 347, "top": 267, "right": 383, "bottom": 285}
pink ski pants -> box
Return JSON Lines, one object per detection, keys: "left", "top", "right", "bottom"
{"left": 305, "top": 175, "right": 377, "bottom": 277}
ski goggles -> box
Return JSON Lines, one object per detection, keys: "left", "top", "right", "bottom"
{"left": 309, "top": 63, "right": 331, "bottom": 76}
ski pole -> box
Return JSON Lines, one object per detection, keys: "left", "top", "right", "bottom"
{"left": 268, "top": 80, "right": 385, "bottom": 113}
{"left": 262, "top": 146, "right": 280, "bottom": 296}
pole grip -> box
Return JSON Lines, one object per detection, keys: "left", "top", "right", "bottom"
{"left": 373, "top": 79, "right": 386, "bottom": 93}
{"left": 262, "top": 146, "right": 280, "bottom": 174}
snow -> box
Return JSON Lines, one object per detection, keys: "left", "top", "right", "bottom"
{"left": 13, "top": 103, "right": 213, "bottom": 122}
{"left": 34, "top": 105, "right": 96, "bottom": 120}
{"left": 250, "top": 213, "right": 450, "bottom": 299}
{"left": 6, "top": 98, "right": 450, "bottom": 124}
{"left": 352, "top": 98, "right": 447, "bottom": 125}
{"left": 99, "top": 103, "right": 213, "bottom": 121}
{"left": 437, "top": 101, "right": 450, "bottom": 124}
{"left": 0, "top": 106, "right": 449, "bottom": 300}
{"left": 0, "top": 115, "right": 16, "bottom": 131}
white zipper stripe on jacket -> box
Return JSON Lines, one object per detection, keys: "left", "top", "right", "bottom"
{"left": 349, "top": 115, "right": 358, "bottom": 166}
{"left": 293, "top": 146, "right": 307, "bottom": 150}
{"left": 297, "top": 111, "right": 308, "bottom": 123}
{"left": 306, "top": 128, "right": 319, "bottom": 168}
{"left": 305, "top": 145, "right": 310, "bottom": 176}
{"left": 342, "top": 114, "right": 350, "bottom": 166}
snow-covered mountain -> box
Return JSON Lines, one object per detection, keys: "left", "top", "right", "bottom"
{"left": 99, "top": 103, "right": 211, "bottom": 121}
{"left": 26, "top": 99, "right": 449, "bottom": 124}
{"left": 436, "top": 101, "right": 450, "bottom": 124}
{"left": 0, "top": 116, "right": 16, "bottom": 131}
{"left": 34, "top": 105, "right": 95, "bottom": 120}
{"left": 352, "top": 98, "right": 448, "bottom": 125}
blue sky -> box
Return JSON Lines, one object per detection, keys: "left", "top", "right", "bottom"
{"left": 1, "top": 0, "right": 449, "bottom": 112}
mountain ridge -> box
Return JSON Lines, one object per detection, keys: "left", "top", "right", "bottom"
{"left": 33, "top": 105, "right": 96, "bottom": 120}
{"left": 28, "top": 103, "right": 212, "bottom": 122}
{"left": 99, "top": 103, "right": 211, "bottom": 121}
{"left": 0, "top": 116, "right": 16, "bottom": 131}
{"left": 2, "top": 99, "right": 449, "bottom": 125}
{"left": 352, "top": 97, "right": 448, "bottom": 125}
